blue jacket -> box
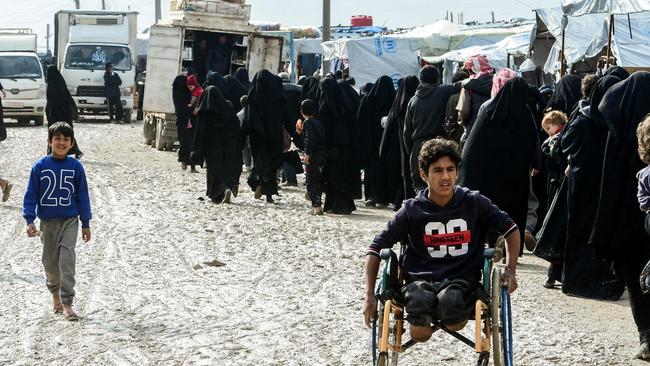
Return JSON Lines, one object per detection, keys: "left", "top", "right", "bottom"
{"left": 23, "top": 156, "right": 92, "bottom": 228}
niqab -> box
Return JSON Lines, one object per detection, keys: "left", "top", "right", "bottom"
{"left": 545, "top": 74, "right": 581, "bottom": 115}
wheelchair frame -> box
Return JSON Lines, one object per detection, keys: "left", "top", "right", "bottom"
{"left": 371, "top": 246, "right": 513, "bottom": 366}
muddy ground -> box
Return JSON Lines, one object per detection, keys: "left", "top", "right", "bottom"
{"left": 0, "top": 121, "right": 645, "bottom": 365}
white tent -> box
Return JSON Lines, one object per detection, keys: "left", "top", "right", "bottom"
{"left": 562, "top": 0, "right": 650, "bottom": 16}
{"left": 321, "top": 35, "right": 421, "bottom": 88}
{"left": 424, "top": 33, "right": 530, "bottom": 84}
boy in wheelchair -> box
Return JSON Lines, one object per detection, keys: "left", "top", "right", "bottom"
{"left": 363, "top": 138, "right": 520, "bottom": 342}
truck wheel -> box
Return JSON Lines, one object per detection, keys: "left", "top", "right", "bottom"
{"left": 143, "top": 115, "right": 155, "bottom": 145}
{"left": 34, "top": 116, "right": 44, "bottom": 126}
{"left": 155, "top": 118, "right": 165, "bottom": 151}
{"left": 123, "top": 110, "right": 132, "bottom": 123}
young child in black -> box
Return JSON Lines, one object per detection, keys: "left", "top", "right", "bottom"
{"left": 300, "top": 99, "right": 326, "bottom": 215}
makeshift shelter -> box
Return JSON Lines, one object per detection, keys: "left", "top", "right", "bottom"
{"left": 561, "top": 0, "right": 650, "bottom": 16}
{"left": 321, "top": 35, "right": 420, "bottom": 88}
{"left": 424, "top": 32, "right": 530, "bottom": 84}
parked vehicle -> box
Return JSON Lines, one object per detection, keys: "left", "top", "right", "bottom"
{"left": 54, "top": 10, "right": 138, "bottom": 122}
{"left": 0, "top": 28, "right": 46, "bottom": 125}
{"left": 142, "top": 0, "right": 283, "bottom": 150}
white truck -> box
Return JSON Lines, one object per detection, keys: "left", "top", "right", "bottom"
{"left": 54, "top": 10, "right": 138, "bottom": 122}
{"left": 0, "top": 29, "right": 46, "bottom": 125}
{"left": 142, "top": 0, "right": 283, "bottom": 150}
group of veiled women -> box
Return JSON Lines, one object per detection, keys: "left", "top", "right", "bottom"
{"left": 532, "top": 68, "right": 650, "bottom": 357}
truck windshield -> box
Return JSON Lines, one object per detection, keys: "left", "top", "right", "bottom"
{"left": 0, "top": 56, "right": 43, "bottom": 79}
{"left": 64, "top": 45, "right": 132, "bottom": 71}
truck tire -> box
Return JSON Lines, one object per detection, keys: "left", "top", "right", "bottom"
{"left": 34, "top": 116, "right": 44, "bottom": 126}
{"left": 123, "top": 110, "right": 132, "bottom": 123}
{"left": 155, "top": 117, "right": 165, "bottom": 151}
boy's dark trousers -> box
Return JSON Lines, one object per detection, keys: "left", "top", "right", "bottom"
{"left": 107, "top": 96, "right": 124, "bottom": 121}
{"left": 306, "top": 152, "right": 326, "bottom": 207}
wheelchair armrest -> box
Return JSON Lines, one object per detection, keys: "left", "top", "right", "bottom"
{"left": 483, "top": 248, "right": 495, "bottom": 259}
{"left": 379, "top": 248, "right": 393, "bottom": 260}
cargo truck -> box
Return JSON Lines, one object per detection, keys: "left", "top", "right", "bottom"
{"left": 142, "top": 0, "right": 283, "bottom": 150}
{"left": 54, "top": 10, "right": 138, "bottom": 122}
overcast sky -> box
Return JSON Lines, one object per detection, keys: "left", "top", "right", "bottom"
{"left": 4, "top": 0, "right": 560, "bottom": 50}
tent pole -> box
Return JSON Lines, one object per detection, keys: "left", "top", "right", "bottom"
{"left": 606, "top": 14, "right": 614, "bottom": 68}
{"left": 560, "top": 15, "right": 567, "bottom": 77}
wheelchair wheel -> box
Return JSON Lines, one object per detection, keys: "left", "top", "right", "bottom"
{"left": 375, "top": 300, "right": 399, "bottom": 366}
{"left": 490, "top": 267, "right": 513, "bottom": 366}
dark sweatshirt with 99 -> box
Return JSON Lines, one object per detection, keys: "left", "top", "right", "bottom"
{"left": 368, "top": 186, "right": 516, "bottom": 283}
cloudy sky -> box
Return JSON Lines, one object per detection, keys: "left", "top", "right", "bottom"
{"left": 5, "top": 0, "right": 559, "bottom": 51}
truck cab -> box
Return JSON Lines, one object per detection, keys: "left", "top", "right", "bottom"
{"left": 0, "top": 29, "right": 46, "bottom": 125}
{"left": 55, "top": 11, "right": 138, "bottom": 122}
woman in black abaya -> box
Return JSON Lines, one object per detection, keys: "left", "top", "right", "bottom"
{"left": 243, "top": 70, "right": 289, "bottom": 203}
{"left": 558, "top": 75, "right": 624, "bottom": 300}
{"left": 45, "top": 65, "right": 82, "bottom": 157}
{"left": 545, "top": 74, "right": 582, "bottom": 115}
{"left": 172, "top": 75, "right": 193, "bottom": 170}
{"left": 380, "top": 76, "right": 419, "bottom": 208}
{"left": 234, "top": 67, "right": 251, "bottom": 91}
{"left": 319, "top": 78, "right": 358, "bottom": 214}
{"left": 357, "top": 75, "right": 396, "bottom": 207}
{"left": 193, "top": 85, "right": 242, "bottom": 203}
{"left": 459, "top": 77, "right": 539, "bottom": 246}
{"left": 591, "top": 72, "right": 650, "bottom": 355}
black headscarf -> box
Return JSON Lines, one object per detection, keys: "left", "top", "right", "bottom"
{"left": 300, "top": 76, "right": 320, "bottom": 105}
{"left": 172, "top": 75, "right": 191, "bottom": 111}
{"left": 318, "top": 78, "right": 350, "bottom": 147}
{"left": 603, "top": 66, "right": 630, "bottom": 80}
{"left": 198, "top": 85, "right": 232, "bottom": 114}
{"left": 234, "top": 67, "right": 251, "bottom": 90}
{"left": 358, "top": 75, "right": 395, "bottom": 165}
{"left": 546, "top": 74, "right": 582, "bottom": 115}
{"left": 45, "top": 65, "right": 78, "bottom": 124}
{"left": 380, "top": 75, "right": 418, "bottom": 157}
{"left": 203, "top": 72, "right": 227, "bottom": 92}
{"left": 223, "top": 75, "right": 248, "bottom": 112}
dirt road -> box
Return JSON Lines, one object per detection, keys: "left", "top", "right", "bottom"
{"left": 0, "top": 122, "right": 645, "bottom": 365}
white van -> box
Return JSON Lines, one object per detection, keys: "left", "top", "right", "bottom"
{"left": 0, "top": 30, "right": 46, "bottom": 125}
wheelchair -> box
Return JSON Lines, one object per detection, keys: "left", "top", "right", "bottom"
{"left": 371, "top": 246, "right": 513, "bottom": 366}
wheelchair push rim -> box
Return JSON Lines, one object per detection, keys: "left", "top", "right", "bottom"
{"left": 491, "top": 267, "right": 514, "bottom": 366}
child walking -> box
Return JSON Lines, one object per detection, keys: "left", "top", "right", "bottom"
{"left": 299, "top": 99, "right": 326, "bottom": 215}
{"left": 23, "top": 122, "right": 92, "bottom": 321}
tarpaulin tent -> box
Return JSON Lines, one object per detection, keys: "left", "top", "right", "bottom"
{"left": 321, "top": 35, "right": 420, "bottom": 88}
{"left": 424, "top": 32, "right": 530, "bottom": 84}
{"left": 562, "top": 0, "right": 650, "bottom": 16}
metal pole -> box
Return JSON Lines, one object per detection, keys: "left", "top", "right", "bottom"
{"left": 74, "top": 0, "right": 80, "bottom": 9}
{"left": 155, "top": 0, "right": 162, "bottom": 23}
{"left": 322, "top": 0, "right": 331, "bottom": 75}
{"left": 101, "top": 0, "right": 106, "bottom": 10}
{"left": 560, "top": 15, "right": 567, "bottom": 77}
{"left": 46, "top": 24, "right": 51, "bottom": 53}
{"left": 606, "top": 14, "right": 614, "bottom": 67}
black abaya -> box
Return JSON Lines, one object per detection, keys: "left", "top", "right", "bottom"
{"left": 45, "top": 65, "right": 82, "bottom": 156}
{"left": 172, "top": 75, "right": 192, "bottom": 164}
{"left": 545, "top": 74, "right": 582, "bottom": 115}
{"left": 591, "top": 72, "right": 650, "bottom": 338}
{"left": 559, "top": 75, "right": 624, "bottom": 300}
{"left": 380, "top": 76, "right": 419, "bottom": 206}
{"left": 194, "top": 85, "right": 242, "bottom": 201}
{"left": 357, "top": 75, "right": 396, "bottom": 205}
{"left": 459, "top": 78, "right": 539, "bottom": 246}
{"left": 243, "top": 70, "right": 289, "bottom": 197}
{"left": 318, "top": 78, "right": 358, "bottom": 214}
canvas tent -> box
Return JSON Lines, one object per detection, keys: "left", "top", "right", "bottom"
{"left": 532, "top": 7, "right": 650, "bottom": 75}
{"left": 424, "top": 32, "right": 530, "bottom": 84}
{"left": 562, "top": 0, "right": 650, "bottom": 16}
{"left": 321, "top": 35, "right": 421, "bottom": 88}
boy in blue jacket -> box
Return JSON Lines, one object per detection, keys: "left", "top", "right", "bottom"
{"left": 23, "top": 122, "right": 92, "bottom": 321}
{"left": 363, "top": 138, "right": 520, "bottom": 342}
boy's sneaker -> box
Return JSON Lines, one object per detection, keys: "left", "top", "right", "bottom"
{"left": 1, "top": 182, "right": 12, "bottom": 202}
{"left": 311, "top": 206, "right": 323, "bottom": 215}
{"left": 222, "top": 189, "right": 232, "bottom": 204}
